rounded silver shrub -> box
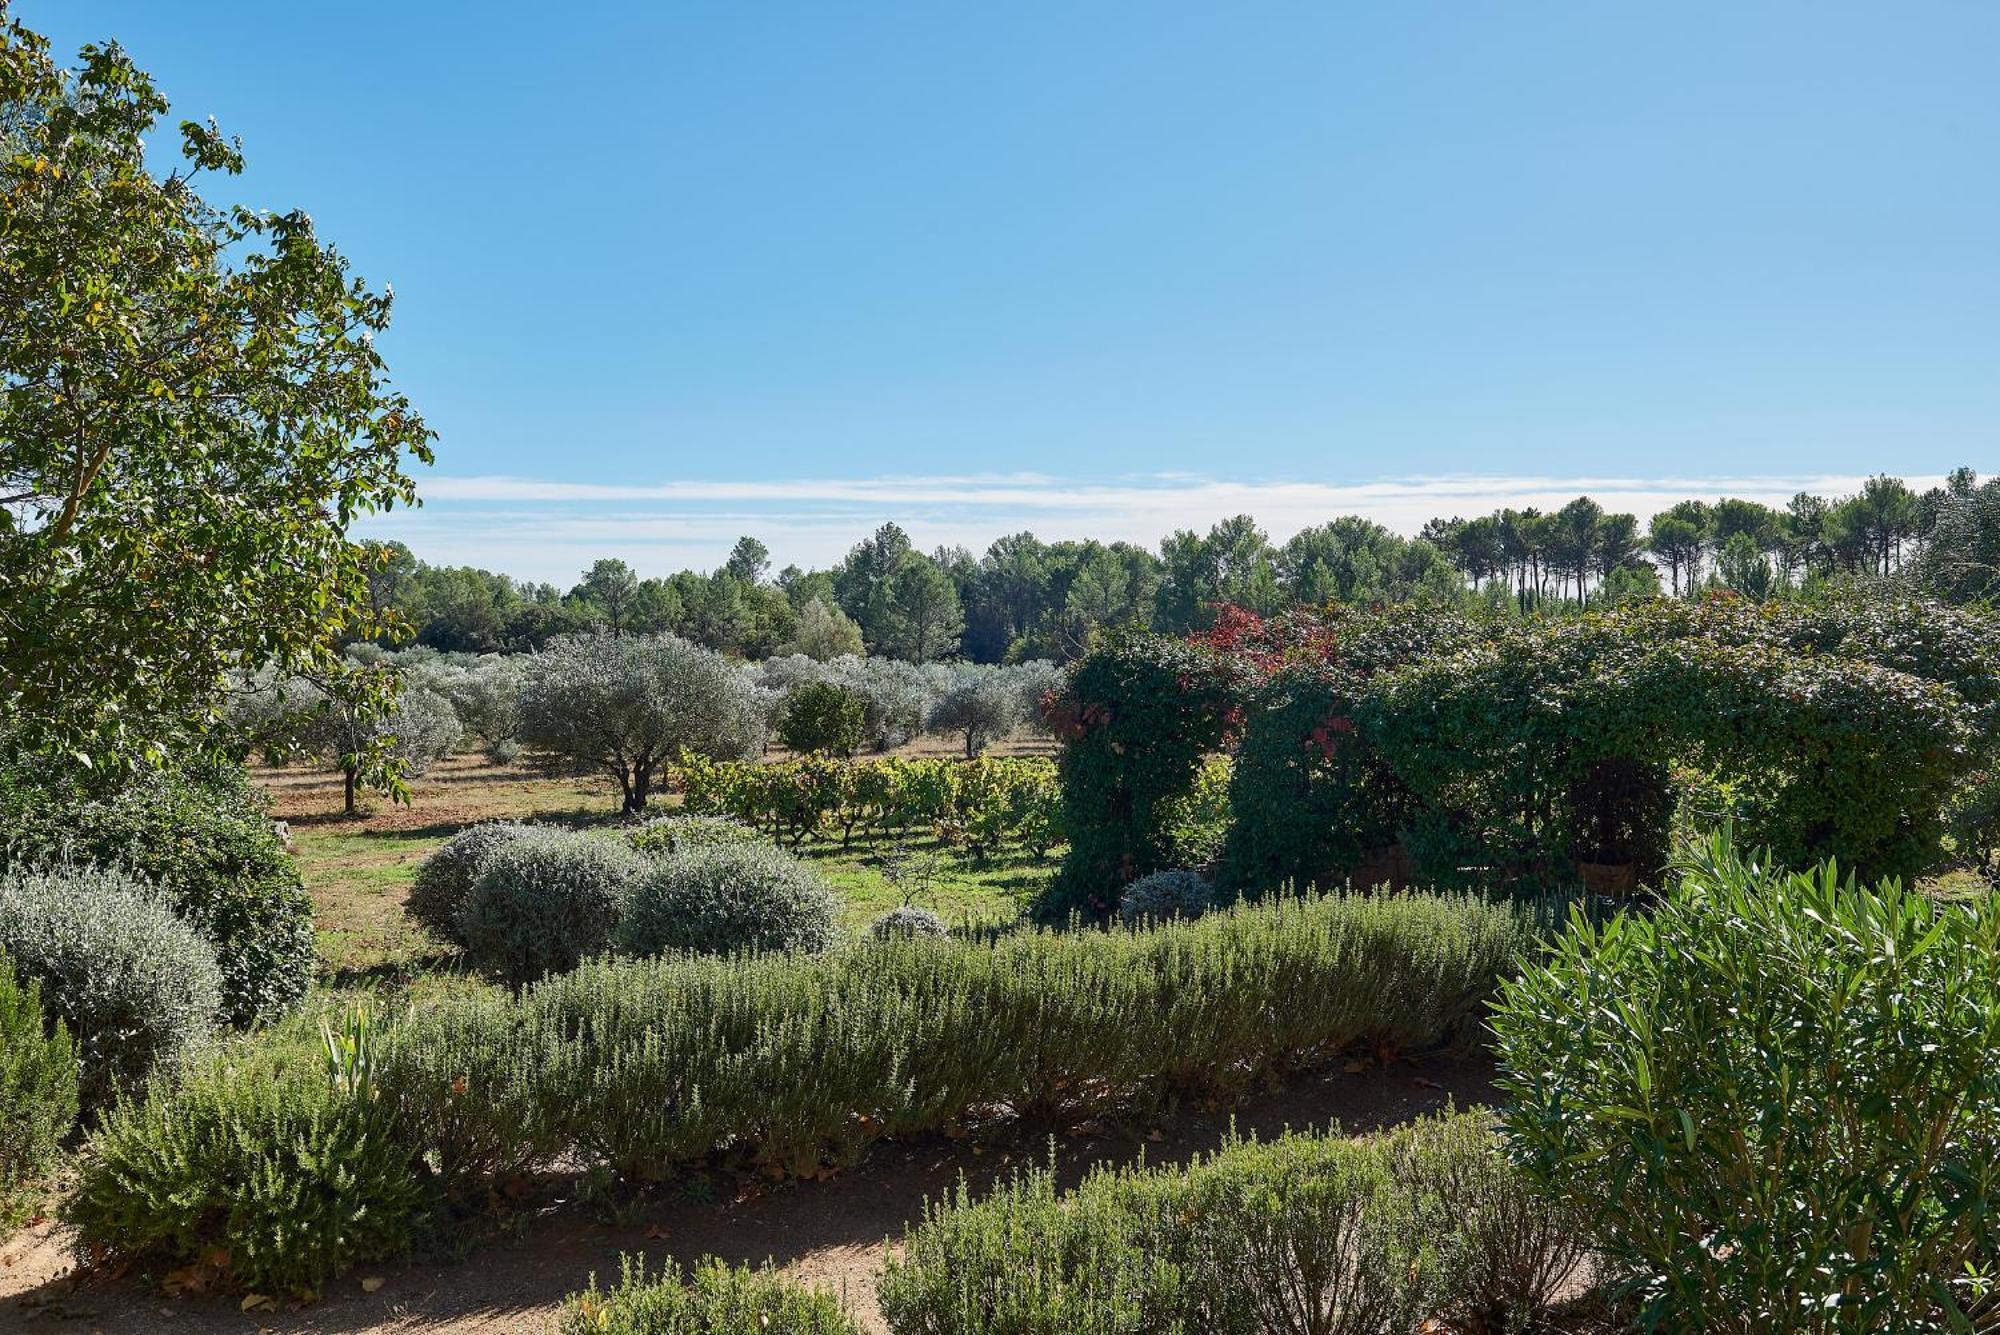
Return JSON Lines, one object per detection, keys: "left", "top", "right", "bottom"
{"left": 619, "top": 843, "right": 840, "bottom": 958}
{"left": 408, "top": 822, "right": 538, "bottom": 946}
{"left": 867, "top": 905, "right": 949, "bottom": 940}
{"left": 1118, "top": 869, "right": 1215, "bottom": 925}
{"left": 0, "top": 866, "right": 222, "bottom": 1109}
{"left": 458, "top": 831, "right": 643, "bottom": 985}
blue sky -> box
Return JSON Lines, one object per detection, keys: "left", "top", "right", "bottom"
{"left": 24, "top": 3, "right": 1997, "bottom": 579}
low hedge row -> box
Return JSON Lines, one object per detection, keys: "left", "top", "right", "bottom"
{"left": 879, "top": 1111, "right": 1590, "bottom": 1335}
{"left": 552, "top": 1111, "right": 1589, "bottom": 1335}
{"left": 675, "top": 754, "right": 1062, "bottom": 856}
{"left": 70, "top": 890, "right": 1535, "bottom": 1291}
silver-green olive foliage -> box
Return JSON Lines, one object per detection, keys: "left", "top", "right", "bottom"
{"left": 518, "top": 631, "right": 767, "bottom": 813}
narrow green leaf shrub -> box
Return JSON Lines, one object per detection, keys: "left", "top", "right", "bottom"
{"left": 618, "top": 843, "right": 840, "bottom": 958}
{"left": 458, "top": 830, "right": 645, "bottom": 985}
{"left": 626, "top": 814, "right": 766, "bottom": 858}
{"left": 0, "top": 950, "right": 77, "bottom": 1231}
{"left": 68, "top": 1041, "right": 431, "bottom": 1295}
{"left": 0, "top": 760, "right": 314, "bottom": 1027}
{"left": 879, "top": 1111, "right": 1577, "bottom": 1335}
{"left": 868, "top": 905, "right": 949, "bottom": 939}
{"left": 1117, "top": 868, "right": 1213, "bottom": 924}
{"left": 1386, "top": 1109, "right": 1591, "bottom": 1331}
{"left": 530, "top": 891, "right": 1531, "bottom": 1184}
{"left": 407, "top": 821, "right": 536, "bottom": 946}
{"left": 1492, "top": 834, "right": 2000, "bottom": 1329}
{"left": 376, "top": 990, "right": 560, "bottom": 1205}
{"left": 0, "top": 866, "right": 222, "bottom": 1110}
{"left": 562, "top": 1255, "right": 860, "bottom": 1334}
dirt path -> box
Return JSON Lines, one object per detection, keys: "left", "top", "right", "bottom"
{"left": 0, "top": 1056, "right": 1496, "bottom": 1334}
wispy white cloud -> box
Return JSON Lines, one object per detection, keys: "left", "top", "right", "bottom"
{"left": 360, "top": 471, "right": 1944, "bottom": 584}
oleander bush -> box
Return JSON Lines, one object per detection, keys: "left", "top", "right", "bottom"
{"left": 407, "top": 821, "right": 537, "bottom": 946}
{"left": 562, "top": 1256, "right": 861, "bottom": 1334}
{"left": 0, "top": 759, "right": 314, "bottom": 1027}
{"left": 0, "top": 866, "right": 223, "bottom": 1110}
{"left": 69, "top": 1023, "right": 431, "bottom": 1296}
{"left": 459, "top": 830, "right": 645, "bottom": 985}
{"left": 0, "top": 952, "right": 77, "bottom": 1232}
{"left": 626, "top": 813, "right": 767, "bottom": 858}
{"left": 868, "top": 905, "right": 949, "bottom": 939}
{"left": 1117, "top": 868, "right": 1214, "bottom": 924}
{"left": 618, "top": 843, "right": 841, "bottom": 957}
{"left": 1492, "top": 834, "right": 2000, "bottom": 1330}
{"left": 879, "top": 1111, "right": 1581, "bottom": 1335}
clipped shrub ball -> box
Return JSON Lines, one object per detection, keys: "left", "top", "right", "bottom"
{"left": 563, "top": 1255, "right": 860, "bottom": 1334}
{"left": 1118, "top": 868, "right": 1214, "bottom": 925}
{"left": 0, "top": 951, "right": 78, "bottom": 1231}
{"left": 0, "top": 867, "right": 222, "bottom": 1110}
{"left": 619, "top": 843, "right": 840, "bottom": 958}
{"left": 867, "top": 905, "right": 949, "bottom": 940}
{"left": 408, "top": 821, "right": 538, "bottom": 946}
{"left": 459, "top": 831, "right": 644, "bottom": 985}
{"left": 627, "top": 813, "right": 766, "bottom": 858}
{"left": 0, "top": 762, "right": 314, "bottom": 1028}
{"left": 68, "top": 1052, "right": 428, "bottom": 1296}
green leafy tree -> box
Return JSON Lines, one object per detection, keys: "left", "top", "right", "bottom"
{"left": 776, "top": 681, "right": 866, "bottom": 757}
{"left": 870, "top": 553, "right": 964, "bottom": 663}
{"left": 782, "top": 597, "right": 865, "bottom": 660}
{"left": 724, "top": 535, "right": 770, "bottom": 585}
{"left": 570, "top": 559, "right": 640, "bottom": 635}
{"left": 0, "top": 19, "right": 433, "bottom": 766}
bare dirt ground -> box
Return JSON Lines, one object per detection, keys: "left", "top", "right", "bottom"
{"left": 0, "top": 1055, "right": 1497, "bottom": 1334}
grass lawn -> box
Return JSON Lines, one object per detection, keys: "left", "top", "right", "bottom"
{"left": 261, "top": 752, "right": 1057, "bottom": 982}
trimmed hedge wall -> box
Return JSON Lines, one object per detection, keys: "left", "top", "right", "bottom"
{"left": 1059, "top": 595, "right": 1998, "bottom": 907}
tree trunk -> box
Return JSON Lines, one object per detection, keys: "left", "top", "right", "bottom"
{"left": 624, "top": 765, "right": 650, "bottom": 815}
{"left": 343, "top": 766, "right": 359, "bottom": 818}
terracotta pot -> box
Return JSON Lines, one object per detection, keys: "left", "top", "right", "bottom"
{"left": 1576, "top": 860, "right": 1638, "bottom": 896}
{"left": 1349, "top": 841, "right": 1413, "bottom": 891}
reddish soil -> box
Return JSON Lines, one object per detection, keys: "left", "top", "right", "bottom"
{"left": 0, "top": 1055, "right": 1497, "bottom": 1334}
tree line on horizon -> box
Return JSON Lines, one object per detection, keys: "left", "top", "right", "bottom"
{"left": 363, "top": 468, "right": 1997, "bottom": 666}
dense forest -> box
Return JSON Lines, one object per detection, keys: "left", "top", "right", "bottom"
{"left": 368, "top": 468, "right": 1999, "bottom": 664}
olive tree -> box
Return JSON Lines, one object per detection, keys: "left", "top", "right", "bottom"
{"left": 927, "top": 671, "right": 1019, "bottom": 757}
{"left": 0, "top": 19, "right": 432, "bottom": 768}
{"left": 517, "top": 631, "right": 766, "bottom": 813}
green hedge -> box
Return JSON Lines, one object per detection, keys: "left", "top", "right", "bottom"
{"left": 73, "top": 891, "right": 1534, "bottom": 1288}
{"left": 877, "top": 1111, "right": 1589, "bottom": 1335}
{"left": 1172, "top": 594, "right": 1999, "bottom": 900}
